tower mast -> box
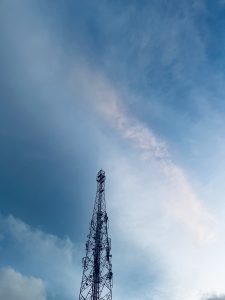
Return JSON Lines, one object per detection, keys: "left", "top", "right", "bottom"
{"left": 79, "top": 170, "right": 113, "bottom": 300}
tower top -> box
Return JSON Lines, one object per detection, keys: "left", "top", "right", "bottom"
{"left": 96, "top": 169, "right": 106, "bottom": 183}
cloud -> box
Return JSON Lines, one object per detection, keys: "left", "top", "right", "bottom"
{"left": 73, "top": 65, "right": 215, "bottom": 243}
{"left": 0, "top": 0, "right": 217, "bottom": 243}
{"left": 1, "top": 1, "right": 225, "bottom": 299}
{"left": 0, "top": 214, "right": 80, "bottom": 300}
{"left": 204, "top": 296, "right": 225, "bottom": 300}
{"left": 70, "top": 64, "right": 225, "bottom": 300}
{"left": 0, "top": 267, "right": 46, "bottom": 300}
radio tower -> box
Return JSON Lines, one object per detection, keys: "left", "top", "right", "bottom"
{"left": 79, "top": 170, "right": 113, "bottom": 300}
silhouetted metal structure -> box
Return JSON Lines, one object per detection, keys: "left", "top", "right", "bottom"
{"left": 79, "top": 170, "right": 113, "bottom": 300}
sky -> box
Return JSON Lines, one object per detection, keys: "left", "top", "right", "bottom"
{"left": 0, "top": 0, "right": 225, "bottom": 299}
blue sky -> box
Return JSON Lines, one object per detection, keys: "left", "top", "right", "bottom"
{"left": 1, "top": 0, "right": 225, "bottom": 299}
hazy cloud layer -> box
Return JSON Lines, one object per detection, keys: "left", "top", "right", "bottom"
{"left": 1, "top": 1, "right": 225, "bottom": 300}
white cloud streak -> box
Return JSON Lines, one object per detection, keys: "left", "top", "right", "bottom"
{"left": 74, "top": 66, "right": 215, "bottom": 243}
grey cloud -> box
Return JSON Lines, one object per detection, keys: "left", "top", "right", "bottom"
{"left": 0, "top": 267, "right": 46, "bottom": 300}
{"left": 0, "top": 214, "right": 80, "bottom": 300}
{"left": 204, "top": 296, "right": 225, "bottom": 300}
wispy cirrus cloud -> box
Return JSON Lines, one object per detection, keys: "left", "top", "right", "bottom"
{"left": 74, "top": 65, "right": 215, "bottom": 243}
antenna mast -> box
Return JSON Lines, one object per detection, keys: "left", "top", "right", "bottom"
{"left": 79, "top": 170, "right": 113, "bottom": 300}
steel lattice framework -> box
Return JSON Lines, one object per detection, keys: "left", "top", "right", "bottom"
{"left": 79, "top": 170, "right": 113, "bottom": 300}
